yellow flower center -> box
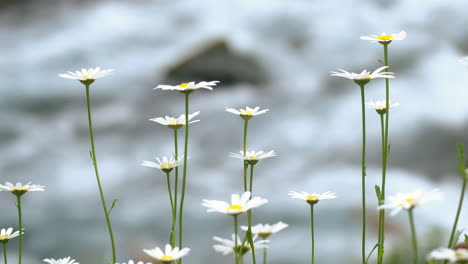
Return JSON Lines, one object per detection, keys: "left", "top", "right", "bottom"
{"left": 12, "top": 186, "right": 27, "bottom": 191}
{"left": 455, "top": 251, "right": 464, "bottom": 258}
{"left": 241, "top": 110, "right": 253, "bottom": 115}
{"left": 0, "top": 235, "right": 10, "bottom": 239}
{"left": 161, "top": 255, "right": 174, "bottom": 261}
{"left": 306, "top": 195, "right": 319, "bottom": 201}
{"left": 249, "top": 156, "right": 257, "bottom": 160}
{"left": 227, "top": 204, "right": 244, "bottom": 211}
{"left": 179, "top": 83, "right": 189, "bottom": 88}
{"left": 160, "top": 163, "right": 173, "bottom": 169}
{"left": 405, "top": 198, "right": 414, "bottom": 204}
{"left": 377, "top": 35, "right": 393, "bottom": 41}
{"left": 82, "top": 74, "right": 88, "bottom": 79}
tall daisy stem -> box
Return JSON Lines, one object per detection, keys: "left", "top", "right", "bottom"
{"left": 165, "top": 171, "right": 176, "bottom": 246}
{"left": 16, "top": 195, "right": 22, "bottom": 264}
{"left": 2, "top": 242, "right": 7, "bottom": 264}
{"left": 179, "top": 92, "right": 191, "bottom": 258}
{"left": 85, "top": 83, "right": 117, "bottom": 263}
{"left": 243, "top": 120, "right": 249, "bottom": 192}
{"left": 310, "top": 204, "right": 315, "bottom": 264}
{"left": 234, "top": 215, "right": 239, "bottom": 264}
{"left": 263, "top": 248, "right": 267, "bottom": 264}
{"left": 359, "top": 84, "right": 367, "bottom": 264}
{"left": 408, "top": 209, "right": 418, "bottom": 264}
{"left": 173, "top": 128, "right": 179, "bottom": 246}
{"left": 447, "top": 178, "right": 467, "bottom": 248}
{"left": 247, "top": 163, "right": 257, "bottom": 264}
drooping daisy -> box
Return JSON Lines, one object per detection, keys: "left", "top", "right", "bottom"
{"left": 241, "top": 222, "right": 288, "bottom": 239}
{"left": 0, "top": 228, "right": 21, "bottom": 241}
{"left": 115, "top": 260, "right": 152, "bottom": 264}
{"left": 289, "top": 191, "right": 337, "bottom": 205}
{"left": 202, "top": 192, "right": 268, "bottom": 215}
{"left": 459, "top": 57, "right": 468, "bottom": 67}
{"left": 427, "top": 248, "right": 468, "bottom": 263}
{"left": 149, "top": 112, "right": 200, "bottom": 129}
{"left": 225, "top": 106, "right": 269, "bottom": 120}
{"left": 154, "top": 81, "right": 219, "bottom": 93}
{"left": 229, "top": 150, "right": 276, "bottom": 165}
{"left": 143, "top": 244, "right": 190, "bottom": 263}
{"left": 59, "top": 67, "right": 113, "bottom": 85}
{"left": 213, "top": 234, "right": 269, "bottom": 256}
{"left": 330, "top": 66, "right": 395, "bottom": 86}
{"left": 360, "top": 31, "right": 407, "bottom": 44}
{"left": 141, "top": 156, "right": 184, "bottom": 173}
{"left": 43, "top": 257, "right": 79, "bottom": 264}
{"left": 367, "top": 100, "right": 400, "bottom": 115}
{"left": 0, "top": 182, "right": 45, "bottom": 196}
{"left": 379, "top": 190, "right": 443, "bottom": 216}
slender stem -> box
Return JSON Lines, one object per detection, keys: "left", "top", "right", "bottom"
{"left": 310, "top": 204, "right": 315, "bottom": 264}
{"left": 243, "top": 120, "right": 249, "bottom": 192}
{"left": 173, "top": 128, "right": 179, "bottom": 246}
{"left": 16, "top": 195, "right": 22, "bottom": 264}
{"left": 359, "top": 84, "right": 367, "bottom": 264}
{"left": 166, "top": 171, "right": 176, "bottom": 246}
{"left": 240, "top": 255, "right": 244, "bottom": 264}
{"left": 179, "top": 92, "right": 190, "bottom": 255}
{"left": 447, "top": 179, "right": 467, "bottom": 247}
{"left": 377, "top": 113, "right": 386, "bottom": 264}
{"left": 263, "top": 248, "right": 267, "bottom": 264}
{"left": 234, "top": 215, "right": 239, "bottom": 264}
{"left": 408, "top": 209, "right": 418, "bottom": 264}
{"left": 249, "top": 165, "right": 254, "bottom": 194}
{"left": 84, "top": 84, "right": 117, "bottom": 263}
{"left": 3, "top": 241, "right": 8, "bottom": 264}
{"left": 247, "top": 164, "right": 257, "bottom": 264}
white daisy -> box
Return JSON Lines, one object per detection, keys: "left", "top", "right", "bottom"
{"left": 154, "top": 81, "right": 219, "bottom": 92}
{"left": 367, "top": 100, "right": 400, "bottom": 114}
{"left": 0, "top": 182, "right": 45, "bottom": 196}
{"left": 141, "top": 156, "right": 184, "bottom": 173}
{"left": 459, "top": 57, "right": 468, "bottom": 67}
{"left": 427, "top": 248, "right": 468, "bottom": 263}
{"left": 225, "top": 106, "right": 269, "bottom": 120}
{"left": 43, "top": 257, "right": 79, "bottom": 264}
{"left": 202, "top": 192, "right": 268, "bottom": 216}
{"left": 289, "top": 191, "right": 337, "bottom": 205}
{"left": 241, "top": 222, "right": 288, "bottom": 239}
{"left": 116, "top": 260, "right": 152, "bottom": 264}
{"left": 143, "top": 244, "right": 190, "bottom": 263}
{"left": 330, "top": 66, "right": 395, "bottom": 86}
{"left": 379, "top": 190, "right": 443, "bottom": 216}
{"left": 229, "top": 150, "right": 276, "bottom": 165}
{"left": 360, "top": 31, "right": 407, "bottom": 43}
{"left": 59, "top": 67, "right": 113, "bottom": 83}
{"left": 213, "top": 234, "right": 269, "bottom": 256}
{"left": 0, "top": 228, "right": 21, "bottom": 241}
{"left": 149, "top": 112, "right": 200, "bottom": 129}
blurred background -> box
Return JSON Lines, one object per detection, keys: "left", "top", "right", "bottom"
{"left": 1, "top": 0, "right": 468, "bottom": 263}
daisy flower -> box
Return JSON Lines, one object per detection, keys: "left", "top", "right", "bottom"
{"left": 116, "top": 260, "right": 152, "bottom": 264}
{"left": 213, "top": 234, "right": 269, "bottom": 256}
{"left": 141, "top": 156, "right": 184, "bottom": 173}
{"left": 427, "top": 248, "right": 468, "bottom": 263}
{"left": 143, "top": 244, "right": 190, "bottom": 263}
{"left": 459, "top": 57, "right": 468, "bottom": 67}
{"left": 0, "top": 228, "right": 21, "bottom": 241}
{"left": 202, "top": 191, "right": 268, "bottom": 216}
{"left": 367, "top": 100, "right": 400, "bottom": 114}
{"left": 241, "top": 222, "right": 288, "bottom": 239}
{"left": 379, "top": 190, "right": 443, "bottom": 216}
{"left": 229, "top": 150, "right": 276, "bottom": 165}
{"left": 289, "top": 191, "right": 337, "bottom": 205}
{"left": 43, "top": 257, "right": 79, "bottom": 264}
{"left": 225, "top": 106, "right": 269, "bottom": 120}
{"left": 149, "top": 112, "right": 200, "bottom": 129}
{"left": 360, "top": 31, "right": 407, "bottom": 44}
{"left": 330, "top": 66, "right": 395, "bottom": 86}
{"left": 0, "top": 182, "right": 45, "bottom": 196}
{"left": 154, "top": 81, "right": 219, "bottom": 93}
{"left": 59, "top": 67, "right": 113, "bottom": 85}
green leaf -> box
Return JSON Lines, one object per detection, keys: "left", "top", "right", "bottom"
{"left": 108, "top": 199, "right": 118, "bottom": 215}
{"left": 365, "top": 243, "right": 380, "bottom": 264}
{"left": 375, "top": 185, "right": 382, "bottom": 202}
{"left": 457, "top": 142, "right": 467, "bottom": 180}
{"left": 89, "top": 150, "right": 94, "bottom": 161}
{"left": 450, "top": 229, "right": 464, "bottom": 248}
{"left": 387, "top": 144, "right": 391, "bottom": 156}
{"left": 105, "top": 258, "right": 112, "bottom": 264}
{"left": 464, "top": 234, "right": 468, "bottom": 243}
{"left": 377, "top": 59, "right": 384, "bottom": 65}
{"left": 245, "top": 228, "right": 255, "bottom": 250}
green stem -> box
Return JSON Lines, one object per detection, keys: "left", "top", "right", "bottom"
{"left": 447, "top": 179, "right": 467, "bottom": 247}
{"left": 263, "top": 248, "right": 267, "bottom": 264}
{"left": 234, "top": 215, "right": 239, "bottom": 264}
{"left": 179, "top": 92, "right": 190, "bottom": 258}
{"left": 243, "top": 120, "right": 249, "bottom": 192}
{"left": 310, "top": 204, "right": 315, "bottom": 264}
{"left": 3, "top": 242, "right": 7, "bottom": 264}
{"left": 85, "top": 84, "right": 117, "bottom": 263}
{"left": 248, "top": 164, "right": 257, "bottom": 264}
{"left": 173, "top": 128, "right": 179, "bottom": 246}
{"left": 166, "top": 171, "right": 176, "bottom": 246}
{"left": 240, "top": 255, "right": 244, "bottom": 264}
{"left": 408, "top": 209, "right": 418, "bottom": 264}
{"left": 359, "top": 84, "right": 367, "bottom": 264}
{"left": 378, "top": 113, "right": 386, "bottom": 264}
{"left": 16, "top": 195, "right": 22, "bottom": 264}
{"left": 249, "top": 165, "right": 254, "bottom": 194}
